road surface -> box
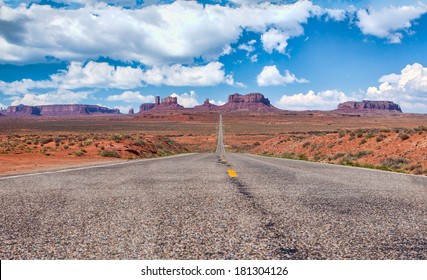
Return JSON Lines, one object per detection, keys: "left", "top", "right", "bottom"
{"left": 0, "top": 114, "right": 426, "bottom": 259}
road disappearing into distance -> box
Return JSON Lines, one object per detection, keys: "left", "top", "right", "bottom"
{"left": 1, "top": 114, "right": 426, "bottom": 259}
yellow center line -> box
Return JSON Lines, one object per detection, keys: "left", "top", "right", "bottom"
{"left": 227, "top": 169, "right": 238, "bottom": 178}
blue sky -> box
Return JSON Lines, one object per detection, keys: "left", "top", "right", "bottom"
{"left": 0, "top": 0, "right": 427, "bottom": 113}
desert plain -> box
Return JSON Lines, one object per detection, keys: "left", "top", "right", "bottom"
{"left": 1, "top": 110, "right": 427, "bottom": 176}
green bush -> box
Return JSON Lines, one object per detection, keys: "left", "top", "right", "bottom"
{"left": 398, "top": 133, "right": 410, "bottom": 140}
{"left": 381, "top": 157, "right": 409, "bottom": 170}
{"left": 98, "top": 150, "right": 121, "bottom": 158}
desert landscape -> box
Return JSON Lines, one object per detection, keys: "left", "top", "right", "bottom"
{"left": 1, "top": 93, "right": 427, "bottom": 176}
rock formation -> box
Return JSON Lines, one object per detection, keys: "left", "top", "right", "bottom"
{"left": 194, "top": 98, "right": 219, "bottom": 111}
{"left": 139, "top": 95, "right": 184, "bottom": 112}
{"left": 3, "top": 104, "right": 120, "bottom": 117}
{"left": 220, "top": 93, "right": 278, "bottom": 111}
{"left": 128, "top": 108, "right": 135, "bottom": 114}
{"left": 139, "top": 93, "right": 278, "bottom": 113}
{"left": 337, "top": 101, "right": 402, "bottom": 113}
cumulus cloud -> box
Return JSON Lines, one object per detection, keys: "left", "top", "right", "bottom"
{"left": 142, "top": 62, "right": 237, "bottom": 87}
{"left": 170, "top": 91, "right": 200, "bottom": 108}
{"left": 366, "top": 63, "right": 427, "bottom": 112}
{"left": 275, "top": 89, "right": 351, "bottom": 110}
{"left": 0, "top": 1, "right": 317, "bottom": 64}
{"left": 52, "top": 61, "right": 145, "bottom": 89}
{"left": 257, "top": 65, "right": 308, "bottom": 86}
{"left": 356, "top": 5, "right": 427, "bottom": 43}
{"left": 0, "top": 61, "right": 238, "bottom": 100}
{"left": 106, "top": 91, "right": 154, "bottom": 103}
{"left": 261, "top": 28, "right": 290, "bottom": 54}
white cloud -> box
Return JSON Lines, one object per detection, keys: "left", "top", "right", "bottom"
{"left": 250, "top": 54, "right": 258, "bottom": 63}
{"left": 170, "top": 91, "right": 200, "bottom": 108}
{"left": 257, "top": 65, "right": 308, "bottom": 86}
{"left": 0, "top": 61, "right": 238, "bottom": 99}
{"left": 261, "top": 28, "right": 289, "bottom": 54}
{"left": 366, "top": 63, "right": 427, "bottom": 113}
{"left": 106, "top": 91, "right": 154, "bottom": 103}
{"left": 238, "top": 43, "right": 255, "bottom": 53}
{"left": 356, "top": 5, "right": 427, "bottom": 43}
{"left": 0, "top": 1, "right": 317, "bottom": 64}
{"left": 324, "top": 8, "right": 347, "bottom": 21}
{"left": 209, "top": 99, "right": 226, "bottom": 106}
{"left": 275, "top": 89, "right": 351, "bottom": 111}
{"left": 221, "top": 44, "right": 234, "bottom": 56}
{"left": 9, "top": 90, "right": 92, "bottom": 106}
{"left": 142, "top": 62, "right": 235, "bottom": 87}
{"left": 52, "top": 61, "right": 145, "bottom": 89}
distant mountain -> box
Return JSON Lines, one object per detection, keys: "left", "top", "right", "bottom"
{"left": 3, "top": 104, "right": 120, "bottom": 117}
{"left": 337, "top": 101, "right": 402, "bottom": 113}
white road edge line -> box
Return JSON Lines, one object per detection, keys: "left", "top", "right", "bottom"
{"left": 0, "top": 153, "right": 196, "bottom": 180}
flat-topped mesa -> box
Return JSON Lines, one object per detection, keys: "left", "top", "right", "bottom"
{"left": 221, "top": 93, "right": 278, "bottom": 111}
{"left": 4, "top": 104, "right": 120, "bottom": 117}
{"left": 337, "top": 100, "right": 402, "bottom": 112}
{"left": 194, "top": 98, "right": 219, "bottom": 111}
{"left": 139, "top": 95, "right": 184, "bottom": 112}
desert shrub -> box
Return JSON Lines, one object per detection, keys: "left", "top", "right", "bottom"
{"left": 253, "top": 142, "right": 260, "bottom": 146}
{"left": 41, "top": 138, "right": 53, "bottom": 145}
{"left": 33, "top": 139, "right": 39, "bottom": 145}
{"left": 98, "top": 150, "right": 121, "bottom": 158}
{"left": 381, "top": 157, "right": 410, "bottom": 170}
{"left": 380, "top": 128, "right": 391, "bottom": 133}
{"left": 329, "top": 152, "right": 345, "bottom": 161}
{"left": 328, "top": 143, "right": 336, "bottom": 149}
{"left": 376, "top": 134, "right": 387, "bottom": 142}
{"left": 365, "top": 131, "right": 375, "bottom": 139}
{"left": 354, "top": 150, "right": 372, "bottom": 158}
{"left": 63, "top": 145, "right": 69, "bottom": 150}
{"left": 357, "top": 132, "right": 363, "bottom": 138}
{"left": 72, "top": 150, "right": 86, "bottom": 157}
{"left": 298, "top": 154, "right": 308, "bottom": 161}
{"left": 338, "top": 130, "right": 346, "bottom": 138}
{"left": 360, "top": 139, "right": 367, "bottom": 145}
{"left": 110, "top": 134, "right": 123, "bottom": 142}
{"left": 338, "top": 155, "right": 355, "bottom": 166}
{"left": 302, "top": 142, "right": 311, "bottom": 148}
{"left": 282, "top": 152, "right": 295, "bottom": 159}
{"left": 408, "top": 163, "right": 423, "bottom": 172}
{"left": 398, "top": 133, "right": 410, "bottom": 140}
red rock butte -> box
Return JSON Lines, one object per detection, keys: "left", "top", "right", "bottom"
{"left": 139, "top": 93, "right": 278, "bottom": 113}
{"left": 336, "top": 100, "right": 402, "bottom": 113}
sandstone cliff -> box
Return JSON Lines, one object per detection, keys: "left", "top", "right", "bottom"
{"left": 139, "top": 93, "right": 278, "bottom": 113}
{"left": 220, "top": 93, "right": 278, "bottom": 111}
{"left": 139, "top": 96, "right": 184, "bottom": 112}
{"left": 337, "top": 101, "right": 402, "bottom": 113}
{"left": 4, "top": 104, "right": 120, "bottom": 117}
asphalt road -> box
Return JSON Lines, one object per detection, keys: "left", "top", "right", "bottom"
{"left": 0, "top": 115, "right": 426, "bottom": 259}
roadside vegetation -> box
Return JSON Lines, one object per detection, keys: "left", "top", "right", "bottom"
{"left": 252, "top": 126, "right": 427, "bottom": 176}
{"left": 0, "top": 133, "right": 188, "bottom": 160}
